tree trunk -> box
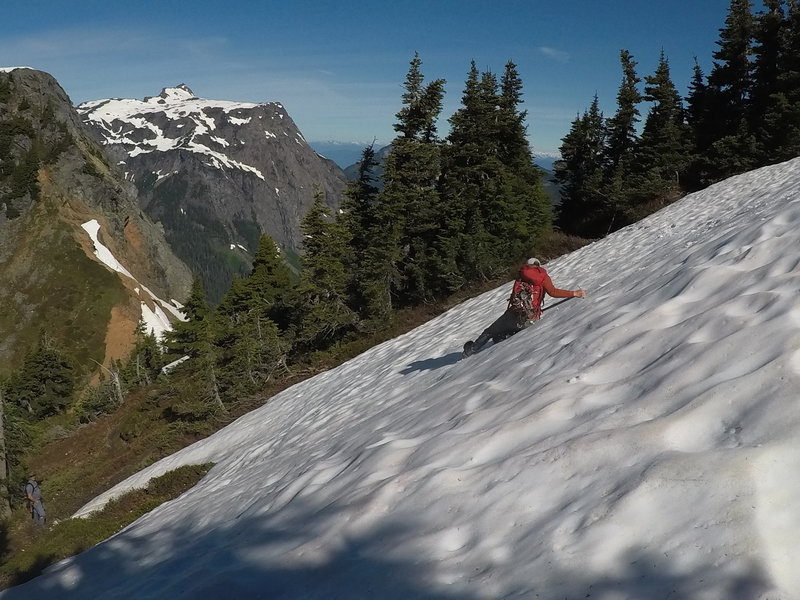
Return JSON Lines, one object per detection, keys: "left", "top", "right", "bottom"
{"left": 0, "top": 388, "right": 12, "bottom": 519}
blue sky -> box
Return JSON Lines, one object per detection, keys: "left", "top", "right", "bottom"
{"left": 2, "top": 0, "right": 737, "bottom": 155}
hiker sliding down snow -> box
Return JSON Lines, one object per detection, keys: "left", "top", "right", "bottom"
{"left": 463, "top": 258, "right": 586, "bottom": 357}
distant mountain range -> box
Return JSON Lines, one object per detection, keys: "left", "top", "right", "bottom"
{"left": 78, "top": 85, "right": 346, "bottom": 302}
{"left": 332, "top": 143, "right": 561, "bottom": 206}
{"left": 310, "top": 140, "right": 560, "bottom": 174}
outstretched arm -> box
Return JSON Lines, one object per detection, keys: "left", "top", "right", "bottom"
{"left": 542, "top": 274, "right": 585, "bottom": 298}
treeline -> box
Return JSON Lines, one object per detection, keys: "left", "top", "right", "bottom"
{"left": 555, "top": 0, "right": 800, "bottom": 238}
{"left": 127, "top": 54, "right": 553, "bottom": 416}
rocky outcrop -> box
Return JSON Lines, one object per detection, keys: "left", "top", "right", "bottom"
{"left": 78, "top": 85, "right": 346, "bottom": 302}
{"left": 0, "top": 67, "right": 192, "bottom": 373}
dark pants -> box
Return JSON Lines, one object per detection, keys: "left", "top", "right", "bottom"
{"left": 31, "top": 500, "right": 45, "bottom": 526}
{"left": 473, "top": 309, "right": 527, "bottom": 352}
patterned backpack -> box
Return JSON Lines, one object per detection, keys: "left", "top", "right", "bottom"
{"left": 507, "top": 278, "right": 544, "bottom": 321}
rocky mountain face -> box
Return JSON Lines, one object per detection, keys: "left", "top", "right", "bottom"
{"left": 77, "top": 85, "right": 347, "bottom": 303}
{"left": 0, "top": 67, "right": 192, "bottom": 374}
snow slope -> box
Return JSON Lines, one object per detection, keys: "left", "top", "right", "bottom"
{"left": 6, "top": 159, "right": 800, "bottom": 599}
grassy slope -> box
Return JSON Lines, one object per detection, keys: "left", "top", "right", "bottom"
{"left": 0, "top": 199, "right": 126, "bottom": 376}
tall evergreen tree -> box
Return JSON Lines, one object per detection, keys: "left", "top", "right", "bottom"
{"left": 749, "top": 0, "right": 787, "bottom": 162}
{"left": 339, "top": 144, "right": 393, "bottom": 323}
{"left": 123, "top": 318, "right": 164, "bottom": 387}
{"left": 5, "top": 333, "right": 75, "bottom": 418}
{"left": 699, "top": 0, "right": 757, "bottom": 182}
{"left": 442, "top": 61, "right": 549, "bottom": 280}
{"left": 604, "top": 50, "right": 643, "bottom": 225}
{"left": 759, "top": 0, "right": 800, "bottom": 162}
{"left": 440, "top": 62, "right": 494, "bottom": 281}
{"left": 606, "top": 50, "right": 642, "bottom": 175}
{"left": 164, "top": 277, "right": 210, "bottom": 359}
{"left": 292, "top": 188, "right": 358, "bottom": 352}
{"left": 378, "top": 53, "right": 446, "bottom": 304}
{"left": 494, "top": 61, "right": 551, "bottom": 259}
{"left": 554, "top": 96, "right": 608, "bottom": 238}
{"left": 630, "top": 51, "right": 692, "bottom": 205}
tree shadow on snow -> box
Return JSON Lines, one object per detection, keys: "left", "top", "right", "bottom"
{"left": 0, "top": 502, "right": 483, "bottom": 600}
{"left": 505, "top": 547, "right": 772, "bottom": 600}
{"left": 0, "top": 498, "right": 775, "bottom": 600}
{"left": 400, "top": 352, "right": 463, "bottom": 374}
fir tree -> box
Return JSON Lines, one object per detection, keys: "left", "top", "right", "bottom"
{"left": 123, "top": 318, "right": 164, "bottom": 387}
{"left": 759, "top": 0, "right": 800, "bottom": 162}
{"left": 604, "top": 50, "right": 643, "bottom": 227}
{"left": 378, "top": 53, "right": 446, "bottom": 304}
{"left": 339, "top": 144, "right": 393, "bottom": 323}
{"left": 441, "top": 62, "right": 498, "bottom": 281}
{"left": 749, "top": 0, "right": 787, "bottom": 163}
{"left": 494, "top": 62, "right": 551, "bottom": 260}
{"left": 292, "top": 188, "right": 358, "bottom": 353}
{"left": 630, "top": 51, "right": 692, "bottom": 205}
{"left": 164, "top": 277, "right": 210, "bottom": 359}
{"left": 554, "top": 96, "right": 608, "bottom": 238}
{"left": 605, "top": 50, "right": 642, "bottom": 175}
{"left": 217, "top": 234, "right": 295, "bottom": 331}
{"left": 699, "top": 0, "right": 757, "bottom": 182}
{"left": 5, "top": 333, "right": 75, "bottom": 418}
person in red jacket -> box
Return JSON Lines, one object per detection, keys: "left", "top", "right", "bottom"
{"left": 463, "top": 258, "right": 586, "bottom": 356}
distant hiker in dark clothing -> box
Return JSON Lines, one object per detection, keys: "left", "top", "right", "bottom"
{"left": 26, "top": 474, "right": 46, "bottom": 526}
{"left": 463, "top": 258, "right": 586, "bottom": 356}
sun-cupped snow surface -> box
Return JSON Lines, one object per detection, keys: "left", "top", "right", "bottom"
{"left": 76, "top": 86, "right": 285, "bottom": 180}
{"left": 8, "top": 160, "right": 800, "bottom": 599}
{"left": 81, "top": 219, "right": 184, "bottom": 338}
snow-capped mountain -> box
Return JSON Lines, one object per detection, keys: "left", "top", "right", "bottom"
{"left": 6, "top": 157, "right": 800, "bottom": 599}
{"left": 78, "top": 85, "right": 346, "bottom": 302}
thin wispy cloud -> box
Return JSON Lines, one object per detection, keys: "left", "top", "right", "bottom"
{"left": 538, "top": 46, "right": 570, "bottom": 63}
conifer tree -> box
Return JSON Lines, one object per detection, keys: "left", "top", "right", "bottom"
{"left": 6, "top": 333, "right": 75, "bottom": 418}
{"left": 378, "top": 53, "right": 446, "bottom": 304}
{"left": 606, "top": 51, "right": 642, "bottom": 176}
{"left": 685, "top": 58, "right": 712, "bottom": 189}
{"left": 554, "top": 96, "right": 608, "bottom": 238}
{"left": 630, "top": 51, "right": 692, "bottom": 205}
{"left": 292, "top": 188, "right": 358, "bottom": 352}
{"left": 442, "top": 61, "right": 549, "bottom": 280}
{"left": 699, "top": 0, "right": 757, "bottom": 182}
{"left": 339, "top": 144, "right": 392, "bottom": 323}
{"left": 218, "top": 234, "right": 295, "bottom": 331}
{"left": 441, "top": 62, "right": 498, "bottom": 281}
{"left": 604, "top": 50, "right": 643, "bottom": 226}
{"left": 494, "top": 62, "right": 551, "bottom": 261}
{"left": 123, "top": 317, "right": 164, "bottom": 387}
{"left": 164, "top": 277, "right": 210, "bottom": 359}
{"left": 758, "top": 0, "right": 800, "bottom": 162}
{"left": 749, "top": 0, "right": 786, "bottom": 163}
{"left": 216, "top": 309, "right": 287, "bottom": 395}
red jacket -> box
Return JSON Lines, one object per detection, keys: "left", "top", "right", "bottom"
{"left": 518, "top": 264, "right": 574, "bottom": 299}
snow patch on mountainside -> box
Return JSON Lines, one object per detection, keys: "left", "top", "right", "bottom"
{"left": 81, "top": 219, "right": 185, "bottom": 338}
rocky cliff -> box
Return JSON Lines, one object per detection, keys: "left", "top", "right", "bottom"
{"left": 77, "top": 85, "right": 346, "bottom": 302}
{"left": 0, "top": 67, "right": 192, "bottom": 374}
